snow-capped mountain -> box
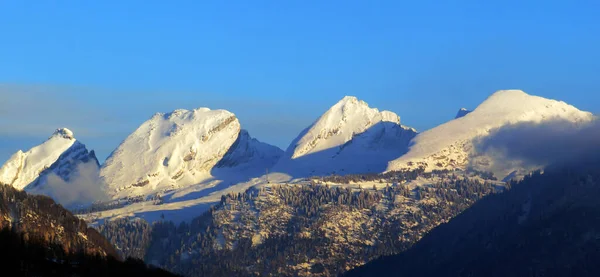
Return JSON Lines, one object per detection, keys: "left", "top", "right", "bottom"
{"left": 215, "top": 129, "right": 283, "bottom": 169}
{"left": 100, "top": 108, "right": 282, "bottom": 198}
{"left": 455, "top": 108, "right": 471, "bottom": 119}
{"left": 0, "top": 128, "right": 99, "bottom": 190}
{"left": 272, "top": 96, "right": 417, "bottom": 177}
{"left": 387, "top": 90, "right": 595, "bottom": 177}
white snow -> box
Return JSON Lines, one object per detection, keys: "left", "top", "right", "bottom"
{"left": 0, "top": 128, "right": 77, "bottom": 189}
{"left": 100, "top": 108, "right": 240, "bottom": 198}
{"left": 289, "top": 96, "right": 404, "bottom": 159}
{"left": 100, "top": 107, "right": 282, "bottom": 199}
{"left": 387, "top": 90, "right": 595, "bottom": 174}
{"left": 4, "top": 90, "right": 596, "bottom": 226}
{"left": 82, "top": 175, "right": 273, "bottom": 224}
{"left": 271, "top": 96, "right": 417, "bottom": 177}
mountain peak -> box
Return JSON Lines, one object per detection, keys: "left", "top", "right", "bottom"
{"left": 474, "top": 90, "right": 593, "bottom": 123}
{"left": 380, "top": 110, "right": 401, "bottom": 124}
{"left": 455, "top": 108, "right": 471, "bottom": 119}
{"left": 329, "top": 96, "right": 370, "bottom": 115}
{"left": 478, "top": 89, "right": 540, "bottom": 110}
{"left": 272, "top": 96, "right": 417, "bottom": 177}
{"left": 51, "top": 128, "right": 75, "bottom": 140}
{"left": 388, "top": 90, "right": 594, "bottom": 174}
{"left": 156, "top": 108, "right": 221, "bottom": 122}
{"left": 338, "top": 95, "right": 359, "bottom": 103}
{"left": 289, "top": 96, "right": 383, "bottom": 158}
{"left": 0, "top": 128, "right": 98, "bottom": 192}
{"left": 489, "top": 89, "right": 528, "bottom": 97}
{"left": 100, "top": 106, "right": 281, "bottom": 199}
{"left": 101, "top": 107, "right": 241, "bottom": 197}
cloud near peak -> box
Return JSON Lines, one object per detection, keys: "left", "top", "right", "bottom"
{"left": 474, "top": 117, "right": 600, "bottom": 169}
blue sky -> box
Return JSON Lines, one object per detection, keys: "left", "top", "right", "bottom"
{"left": 1, "top": 0, "right": 599, "bottom": 163}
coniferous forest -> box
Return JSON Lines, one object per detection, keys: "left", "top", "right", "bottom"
{"left": 100, "top": 170, "right": 498, "bottom": 276}
{"left": 7, "top": 161, "right": 600, "bottom": 277}
{"left": 3, "top": 2, "right": 599, "bottom": 276}
{"left": 345, "top": 160, "right": 600, "bottom": 277}
{"left": 0, "top": 183, "right": 177, "bottom": 277}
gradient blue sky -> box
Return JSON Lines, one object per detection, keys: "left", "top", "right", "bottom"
{"left": 1, "top": 0, "right": 599, "bottom": 163}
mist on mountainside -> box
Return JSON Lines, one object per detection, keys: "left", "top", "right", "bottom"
{"left": 346, "top": 146, "right": 600, "bottom": 277}
{"left": 34, "top": 161, "right": 109, "bottom": 207}
{"left": 473, "top": 118, "right": 600, "bottom": 176}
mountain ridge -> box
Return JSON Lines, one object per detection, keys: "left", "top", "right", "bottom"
{"left": 387, "top": 90, "right": 594, "bottom": 178}
{"left": 345, "top": 160, "right": 600, "bottom": 277}
{"left": 100, "top": 107, "right": 283, "bottom": 199}
{"left": 0, "top": 128, "right": 99, "bottom": 191}
{"left": 271, "top": 96, "right": 417, "bottom": 177}
{"left": 1, "top": 90, "right": 595, "bottom": 226}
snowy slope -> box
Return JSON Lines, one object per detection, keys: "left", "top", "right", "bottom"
{"left": 198, "top": 129, "right": 283, "bottom": 198}
{"left": 387, "top": 90, "right": 595, "bottom": 175}
{"left": 215, "top": 129, "right": 282, "bottom": 170}
{"left": 100, "top": 108, "right": 282, "bottom": 199}
{"left": 272, "top": 96, "right": 417, "bottom": 177}
{"left": 0, "top": 128, "right": 98, "bottom": 190}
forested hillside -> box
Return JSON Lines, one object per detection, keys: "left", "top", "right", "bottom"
{"left": 345, "top": 160, "right": 600, "bottom": 277}
{"left": 0, "top": 183, "right": 117, "bottom": 257}
{"left": 100, "top": 170, "right": 499, "bottom": 276}
{"left": 0, "top": 183, "right": 177, "bottom": 276}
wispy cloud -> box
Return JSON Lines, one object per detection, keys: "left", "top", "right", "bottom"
{"left": 474, "top": 118, "right": 600, "bottom": 169}
{"left": 33, "top": 162, "right": 109, "bottom": 207}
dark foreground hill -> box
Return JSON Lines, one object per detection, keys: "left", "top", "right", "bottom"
{"left": 345, "top": 160, "right": 600, "bottom": 277}
{"left": 0, "top": 183, "right": 177, "bottom": 276}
